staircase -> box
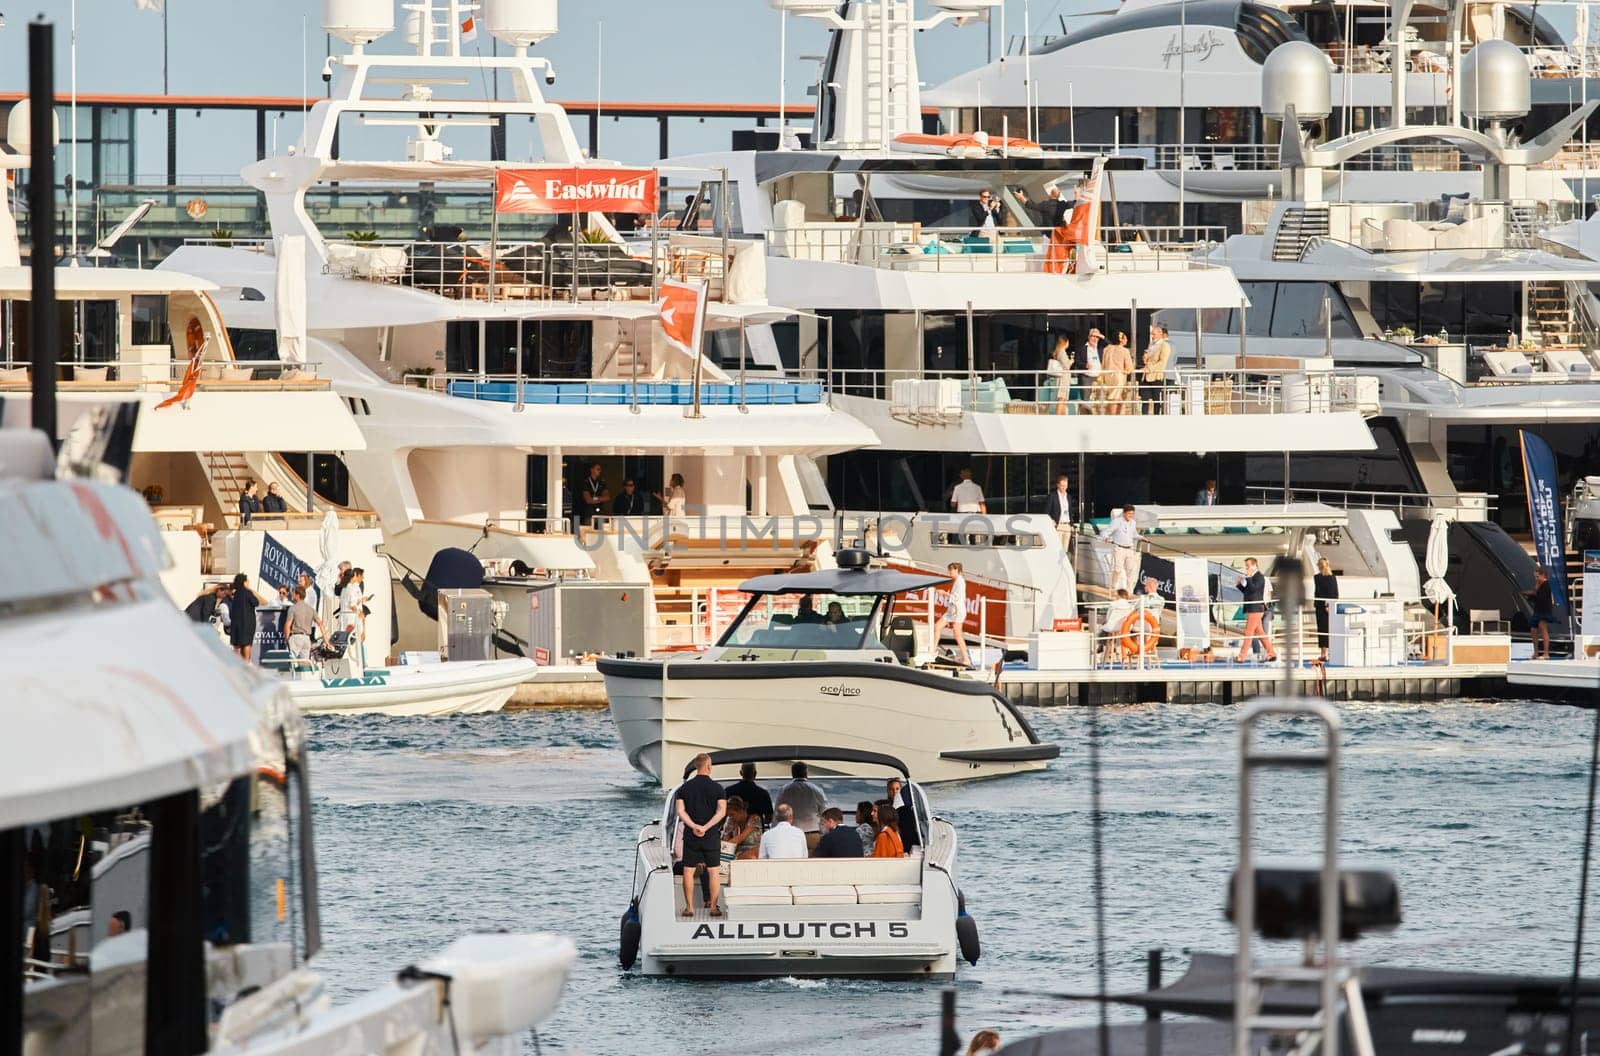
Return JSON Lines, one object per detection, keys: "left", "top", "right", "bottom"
{"left": 204, "top": 452, "right": 253, "bottom": 521}
{"left": 1271, "top": 205, "right": 1329, "bottom": 262}
{"left": 1527, "top": 281, "right": 1579, "bottom": 346}
{"left": 609, "top": 333, "right": 651, "bottom": 380}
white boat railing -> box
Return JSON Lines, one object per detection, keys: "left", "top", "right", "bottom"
{"left": 766, "top": 223, "right": 1223, "bottom": 274}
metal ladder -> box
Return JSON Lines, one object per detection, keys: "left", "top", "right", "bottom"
{"left": 861, "top": 0, "right": 914, "bottom": 148}
{"left": 1233, "top": 564, "right": 1376, "bottom": 1056}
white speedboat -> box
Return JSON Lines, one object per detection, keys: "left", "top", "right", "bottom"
{"left": 599, "top": 549, "right": 1059, "bottom": 786}
{"left": 620, "top": 747, "right": 977, "bottom": 979}
{"left": 282, "top": 655, "right": 539, "bottom": 717}
{"left": 0, "top": 427, "right": 575, "bottom": 1054}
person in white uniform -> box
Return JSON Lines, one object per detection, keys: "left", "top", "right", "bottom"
{"left": 950, "top": 468, "right": 987, "bottom": 514}
{"left": 1100, "top": 505, "right": 1144, "bottom": 594}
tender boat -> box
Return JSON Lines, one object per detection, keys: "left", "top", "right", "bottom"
{"left": 598, "top": 549, "right": 1060, "bottom": 786}
{"left": 620, "top": 746, "right": 979, "bottom": 979}
{"left": 279, "top": 655, "right": 539, "bottom": 717}
{"left": 0, "top": 426, "right": 576, "bottom": 1054}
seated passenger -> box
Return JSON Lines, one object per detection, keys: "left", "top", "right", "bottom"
{"left": 825, "top": 602, "right": 847, "bottom": 625}
{"left": 795, "top": 596, "right": 825, "bottom": 623}
{"left": 812, "top": 807, "right": 864, "bottom": 858}
{"left": 723, "top": 796, "right": 762, "bottom": 861}
{"left": 759, "top": 803, "right": 809, "bottom": 859}
{"left": 871, "top": 801, "right": 906, "bottom": 858}
{"left": 854, "top": 801, "right": 877, "bottom": 855}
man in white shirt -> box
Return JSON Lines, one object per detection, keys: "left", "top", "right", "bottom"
{"left": 950, "top": 468, "right": 987, "bottom": 514}
{"left": 1101, "top": 505, "right": 1143, "bottom": 594}
{"left": 777, "top": 762, "right": 829, "bottom": 852}
{"left": 934, "top": 561, "right": 972, "bottom": 667}
{"left": 758, "top": 803, "right": 809, "bottom": 859}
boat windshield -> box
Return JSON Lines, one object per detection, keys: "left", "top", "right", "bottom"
{"left": 719, "top": 591, "right": 884, "bottom": 650}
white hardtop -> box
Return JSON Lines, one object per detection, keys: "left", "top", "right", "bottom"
{"left": 0, "top": 447, "right": 277, "bottom": 828}
{"left": 0, "top": 264, "right": 218, "bottom": 297}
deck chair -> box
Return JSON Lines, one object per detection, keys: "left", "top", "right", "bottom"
{"left": 1481, "top": 349, "right": 1564, "bottom": 382}
{"left": 1543, "top": 348, "right": 1595, "bottom": 378}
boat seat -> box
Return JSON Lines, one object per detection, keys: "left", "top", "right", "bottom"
{"left": 723, "top": 886, "right": 794, "bottom": 907}
{"left": 791, "top": 885, "right": 858, "bottom": 906}
{"left": 855, "top": 884, "right": 923, "bottom": 905}
{"left": 731, "top": 858, "right": 922, "bottom": 888}
{"left": 1226, "top": 865, "right": 1401, "bottom": 941}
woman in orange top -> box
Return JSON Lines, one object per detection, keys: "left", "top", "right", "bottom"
{"left": 871, "top": 802, "right": 906, "bottom": 858}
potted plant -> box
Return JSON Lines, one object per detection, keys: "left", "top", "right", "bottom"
{"left": 407, "top": 366, "right": 437, "bottom": 389}
{"left": 211, "top": 226, "right": 235, "bottom": 248}
{"left": 1392, "top": 325, "right": 1414, "bottom": 341}
{"left": 346, "top": 229, "right": 381, "bottom": 242}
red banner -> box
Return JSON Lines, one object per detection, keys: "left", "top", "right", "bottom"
{"left": 494, "top": 166, "right": 658, "bottom": 215}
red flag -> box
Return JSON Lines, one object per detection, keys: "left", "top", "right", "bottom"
{"left": 657, "top": 279, "right": 706, "bottom": 356}
{"left": 156, "top": 317, "right": 206, "bottom": 410}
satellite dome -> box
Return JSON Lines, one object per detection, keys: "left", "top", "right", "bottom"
{"left": 1460, "top": 40, "right": 1530, "bottom": 121}
{"left": 1261, "top": 41, "right": 1332, "bottom": 122}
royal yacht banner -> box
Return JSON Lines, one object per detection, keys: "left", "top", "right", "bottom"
{"left": 1520, "top": 429, "right": 1569, "bottom": 611}
{"left": 259, "top": 533, "right": 315, "bottom": 595}
{"left": 1584, "top": 552, "right": 1600, "bottom": 635}
{"left": 494, "top": 166, "right": 658, "bottom": 214}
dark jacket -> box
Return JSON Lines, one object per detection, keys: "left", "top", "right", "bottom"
{"left": 184, "top": 591, "right": 221, "bottom": 623}
{"left": 723, "top": 778, "right": 774, "bottom": 825}
{"left": 814, "top": 825, "right": 865, "bottom": 858}
{"left": 612, "top": 490, "right": 648, "bottom": 517}
{"left": 1240, "top": 571, "right": 1267, "bottom": 614}
{"left": 262, "top": 493, "right": 288, "bottom": 514}
{"left": 968, "top": 200, "right": 1003, "bottom": 232}
{"left": 238, "top": 493, "right": 261, "bottom": 525}
{"left": 897, "top": 801, "right": 921, "bottom": 851}
{"left": 1194, "top": 488, "right": 1219, "bottom": 506}
{"left": 228, "top": 591, "right": 259, "bottom": 648}
{"left": 1040, "top": 195, "right": 1070, "bottom": 228}
{"left": 1046, "top": 490, "right": 1074, "bottom": 526}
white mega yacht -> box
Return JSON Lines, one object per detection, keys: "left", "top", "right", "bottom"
{"left": 924, "top": 0, "right": 1600, "bottom": 231}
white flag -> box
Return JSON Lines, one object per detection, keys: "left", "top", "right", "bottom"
{"left": 460, "top": 15, "right": 478, "bottom": 43}
{"left": 134, "top": 0, "right": 165, "bottom": 10}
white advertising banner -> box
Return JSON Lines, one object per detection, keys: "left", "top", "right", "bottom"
{"left": 1174, "top": 557, "right": 1211, "bottom": 650}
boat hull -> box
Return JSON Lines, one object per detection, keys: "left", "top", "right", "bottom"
{"left": 289, "top": 658, "right": 539, "bottom": 717}
{"left": 599, "top": 657, "right": 1057, "bottom": 786}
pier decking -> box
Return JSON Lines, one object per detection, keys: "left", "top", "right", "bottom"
{"left": 1000, "top": 660, "right": 1510, "bottom": 705}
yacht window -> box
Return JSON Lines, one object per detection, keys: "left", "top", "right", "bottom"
{"left": 228, "top": 327, "right": 280, "bottom": 362}
{"left": 719, "top": 591, "right": 882, "bottom": 650}
{"left": 1269, "top": 282, "right": 1358, "bottom": 339}
{"left": 1240, "top": 282, "right": 1275, "bottom": 337}
{"left": 75, "top": 300, "right": 119, "bottom": 365}
{"left": 130, "top": 295, "right": 169, "bottom": 347}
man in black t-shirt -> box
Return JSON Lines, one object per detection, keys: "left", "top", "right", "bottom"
{"left": 723, "top": 762, "right": 774, "bottom": 826}
{"left": 675, "top": 752, "right": 727, "bottom": 916}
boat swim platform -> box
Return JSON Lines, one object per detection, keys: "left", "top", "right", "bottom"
{"left": 998, "top": 660, "right": 1510, "bottom": 705}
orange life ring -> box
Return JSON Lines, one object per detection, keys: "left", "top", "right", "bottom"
{"left": 1118, "top": 609, "right": 1161, "bottom": 656}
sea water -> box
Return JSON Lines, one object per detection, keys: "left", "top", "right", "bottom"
{"left": 307, "top": 700, "right": 1600, "bottom": 1055}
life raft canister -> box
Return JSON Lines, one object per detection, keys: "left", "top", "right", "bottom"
{"left": 1118, "top": 609, "right": 1161, "bottom": 656}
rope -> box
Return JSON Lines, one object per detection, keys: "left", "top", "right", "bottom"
{"left": 1564, "top": 706, "right": 1600, "bottom": 1056}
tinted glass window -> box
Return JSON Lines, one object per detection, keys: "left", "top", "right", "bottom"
{"left": 1270, "top": 282, "right": 1358, "bottom": 338}
{"left": 1241, "top": 282, "right": 1276, "bottom": 336}
{"left": 131, "top": 295, "right": 169, "bottom": 346}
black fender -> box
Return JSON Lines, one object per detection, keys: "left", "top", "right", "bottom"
{"left": 956, "top": 890, "right": 980, "bottom": 966}
{"left": 619, "top": 900, "right": 642, "bottom": 970}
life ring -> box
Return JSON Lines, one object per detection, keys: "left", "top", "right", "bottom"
{"left": 255, "top": 764, "right": 287, "bottom": 788}
{"left": 1119, "top": 609, "right": 1161, "bottom": 655}
{"left": 619, "top": 901, "right": 642, "bottom": 970}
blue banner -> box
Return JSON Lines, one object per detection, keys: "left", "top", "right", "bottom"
{"left": 259, "top": 532, "right": 315, "bottom": 594}
{"left": 1520, "top": 430, "right": 1569, "bottom": 611}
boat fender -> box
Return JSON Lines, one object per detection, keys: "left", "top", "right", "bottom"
{"left": 619, "top": 901, "right": 642, "bottom": 970}
{"left": 956, "top": 909, "right": 981, "bottom": 966}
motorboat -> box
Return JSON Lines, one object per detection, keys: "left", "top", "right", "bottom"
{"left": 620, "top": 746, "right": 978, "bottom": 979}
{"left": 599, "top": 548, "right": 1059, "bottom": 786}
{"left": 280, "top": 655, "right": 539, "bottom": 717}
{"left": 0, "top": 427, "right": 577, "bottom": 1054}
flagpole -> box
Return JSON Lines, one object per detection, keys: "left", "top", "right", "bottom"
{"left": 69, "top": 0, "right": 77, "bottom": 260}
{"left": 596, "top": 19, "right": 604, "bottom": 158}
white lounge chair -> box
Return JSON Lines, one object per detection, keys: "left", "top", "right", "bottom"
{"left": 1543, "top": 348, "right": 1596, "bottom": 378}
{"left": 1481, "top": 348, "right": 1564, "bottom": 382}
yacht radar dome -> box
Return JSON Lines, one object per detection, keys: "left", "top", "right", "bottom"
{"left": 485, "top": 0, "right": 558, "bottom": 49}
{"left": 322, "top": 0, "right": 395, "bottom": 47}
{"left": 930, "top": 0, "right": 1003, "bottom": 23}
{"left": 5, "top": 99, "right": 59, "bottom": 155}
{"left": 1460, "top": 39, "right": 1531, "bottom": 122}
{"left": 1261, "top": 41, "right": 1332, "bottom": 123}
{"left": 835, "top": 547, "right": 872, "bottom": 570}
